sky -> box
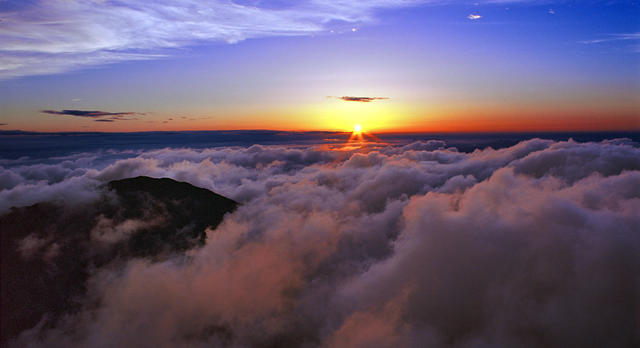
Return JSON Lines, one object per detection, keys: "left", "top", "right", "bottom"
{"left": 0, "top": 0, "right": 639, "bottom": 133}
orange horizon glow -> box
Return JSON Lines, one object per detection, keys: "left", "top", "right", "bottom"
{"left": 7, "top": 119, "right": 638, "bottom": 133}
{"left": 5, "top": 102, "right": 638, "bottom": 133}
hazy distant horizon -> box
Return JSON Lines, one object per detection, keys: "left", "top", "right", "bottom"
{"left": 2, "top": 129, "right": 638, "bottom": 159}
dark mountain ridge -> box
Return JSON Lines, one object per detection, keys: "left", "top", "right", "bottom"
{"left": 0, "top": 176, "right": 238, "bottom": 344}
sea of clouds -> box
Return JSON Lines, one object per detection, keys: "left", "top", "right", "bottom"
{"left": 2, "top": 138, "right": 640, "bottom": 347}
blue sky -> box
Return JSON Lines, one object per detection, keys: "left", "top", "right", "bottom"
{"left": 0, "top": 0, "right": 638, "bottom": 132}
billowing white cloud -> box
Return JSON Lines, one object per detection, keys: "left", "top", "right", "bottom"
{"left": 3, "top": 138, "right": 640, "bottom": 346}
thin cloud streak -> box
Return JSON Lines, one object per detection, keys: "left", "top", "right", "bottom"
{"left": 0, "top": 51, "right": 165, "bottom": 80}
{"left": 579, "top": 32, "right": 640, "bottom": 44}
{"left": 0, "top": 0, "right": 557, "bottom": 79}
{"left": 332, "top": 96, "right": 391, "bottom": 103}
{"left": 0, "top": 0, "right": 428, "bottom": 79}
{"left": 41, "top": 110, "right": 138, "bottom": 118}
{"left": 41, "top": 109, "right": 141, "bottom": 122}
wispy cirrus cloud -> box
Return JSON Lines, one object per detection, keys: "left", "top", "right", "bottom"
{"left": 0, "top": 51, "right": 166, "bottom": 80}
{"left": 331, "top": 96, "right": 391, "bottom": 103}
{"left": 580, "top": 32, "right": 640, "bottom": 44}
{"left": 0, "top": 0, "right": 431, "bottom": 79}
{"left": 0, "top": 0, "right": 559, "bottom": 79}
{"left": 579, "top": 32, "right": 640, "bottom": 53}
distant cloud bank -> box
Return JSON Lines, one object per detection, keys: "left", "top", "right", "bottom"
{"left": 2, "top": 137, "right": 639, "bottom": 347}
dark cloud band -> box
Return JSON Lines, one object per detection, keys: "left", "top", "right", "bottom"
{"left": 41, "top": 109, "right": 137, "bottom": 118}
{"left": 331, "top": 96, "right": 390, "bottom": 103}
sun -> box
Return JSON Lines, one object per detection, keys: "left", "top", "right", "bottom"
{"left": 348, "top": 124, "right": 365, "bottom": 144}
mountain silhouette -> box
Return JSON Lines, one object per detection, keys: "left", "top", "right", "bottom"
{"left": 0, "top": 176, "right": 238, "bottom": 344}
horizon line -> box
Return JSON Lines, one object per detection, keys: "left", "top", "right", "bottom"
{"left": 1, "top": 128, "right": 639, "bottom": 135}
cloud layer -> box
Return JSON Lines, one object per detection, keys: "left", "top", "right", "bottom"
{"left": 2, "top": 137, "right": 640, "bottom": 347}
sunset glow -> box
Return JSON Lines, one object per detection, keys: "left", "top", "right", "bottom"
{"left": 1, "top": 1, "right": 639, "bottom": 346}
{"left": 2, "top": 0, "right": 636, "bottom": 133}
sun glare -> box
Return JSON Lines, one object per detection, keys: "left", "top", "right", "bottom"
{"left": 348, "top": 123, "right": 378, "bottom": 144}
